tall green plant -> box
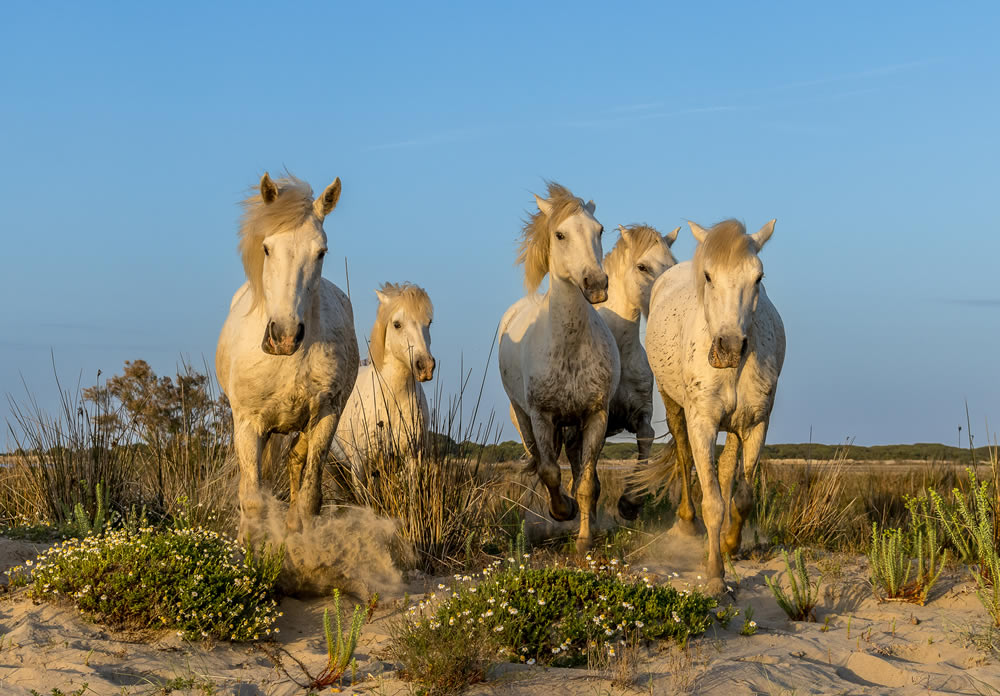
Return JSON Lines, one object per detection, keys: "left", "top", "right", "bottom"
{"left": 931, "top": 469, "right": 1000, "bottom": 626}
{"left": 309, "top": 589, "right": 370, "bottom": 689}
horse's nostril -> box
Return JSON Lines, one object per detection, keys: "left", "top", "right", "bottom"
{"left": 267, "top": 321, "right": 278, "bottom": 342}
{"left": 295, "top": 323, "right": 305, "bottom": 343}
{"left": 416, "top": 359, "right": 425, "bottom": 371}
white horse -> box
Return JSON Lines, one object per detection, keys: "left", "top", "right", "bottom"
{"left": 216, "top": 173, "right": 359, "bottom": 536}
{"left": 643, "top": 219, "right": 785, "bottom": 594}
{"left": 333, "top": 282, "right": 435, "bottom": 475}
{"left": 595, "top": 224, "right": 680, "bottom": 520}
{"left": 499, "top": 182, "right": 620, "bottom": 553}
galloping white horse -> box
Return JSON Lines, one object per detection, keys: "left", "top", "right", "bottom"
{"left": 644, "top": 219, "right": 785, "bottom": 594}
{"left": 595, "top": 224, "right": 679, "bottom": 519}
{"left": 333, "top": 282, "right": 435, "bottom": 474}
{"left": 499, "top": 182, "right": 620, "bottom": 553}
{"left": 216, "top": 173, "right": 359, "bottom": 535}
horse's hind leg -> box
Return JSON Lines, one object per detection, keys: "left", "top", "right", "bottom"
{"left": 664, "top": 394, "right": 698, "bottom": 536}
{"left": 525, "top": 408, "right": 577, "bottom": 523}
{"left": 717, "top": 434, "right": 743, "bottom": 555}
{"left": 574, "top": 409, "right": 608, "bottom": 554}
{"left": 234, "top": 418, "right": 266, "bottom": 545}
{"left": 617, "top": 414, "right": 654, "bottom": 520}
{"left": 286, "top": 432, "right": 309, "bottom": 506}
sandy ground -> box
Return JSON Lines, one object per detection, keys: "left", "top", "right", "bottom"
{"left": 0, "top": 528, "right": 998, "bottom": 696}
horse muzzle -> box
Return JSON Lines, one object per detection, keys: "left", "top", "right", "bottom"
{"left": 708, "top": 336, "right": 747, "bottom": 369}
{"left": 415, "top": 355, "right": 436, "bottom": 382}
{"left": 262, "top": 320, "right": 305, "bottom": 356}
{"left": 582, "top": 271, "right": 609, "bottom": 304}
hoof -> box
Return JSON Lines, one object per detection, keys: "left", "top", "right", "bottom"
{"left": 575, "top": 535, "right": 593, "bottom": 555}
{"left": 674, "top": 516, "right": 699, "bottom": 537}
{"left": 704, "top": 577, "right": 726, "bottom": 597}
{"left": 550, "top": 494, "right": 579, "bottom": 522}
{"left": 617, "top": 495, "right": 642, "bottom": 521}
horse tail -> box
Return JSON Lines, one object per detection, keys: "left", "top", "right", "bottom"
{"left": 624, "top": 438, "right": 678, "bottom": 501}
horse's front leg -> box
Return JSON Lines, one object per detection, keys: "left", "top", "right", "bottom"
{"left": 528, "top": 411, "right": 577, "bottom": 522}
{"left": 575, "top": 409, "right": 608, "bottom": 554}
{"left": 617, "top": 412, "right": 654, "bottom": 520}
{"left": 664, "top": 393, "right": 698, "bottom": 536}
{"left": 287, "top": 410, "right": 339, "bottom": 532}
{"left": 717, "top": 433, "right": 742, "bottom": 555}
{"left": 725, "top": 421, "right": 768, "bottom": 556}
{"left": 687, "top": 413, "right": 726, "bottom": 595}
{"left": 234, "top": 417, "right": 266, "bottom": 545}
{"left": 286, "top": 432, "right": 308, "bottom": 506}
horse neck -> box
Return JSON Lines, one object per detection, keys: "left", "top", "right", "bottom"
{"left": 547, "top": 274, "right": 594, "bottom": 346}
{"left": 377, "top": 352, "right": 418, "bottom": 395}
{"left": 598, "top": 272, "right": 641, "bottom": 348}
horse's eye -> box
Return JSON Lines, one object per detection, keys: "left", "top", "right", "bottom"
{"left": 263, "top": 245, "right": 270, "bottom": 257}
{"left": 393, "top": 321, "right": 402, "bottom": 330}
{"left": 755, "top": 274, "right": 763, "bottom": 285}
{"left": 704, "top": 271, "right": 712, "bottom": 284}
{"left": 555, "top": 231, "right": 565, "bottom": 241}
{"left": 637, "top": 264, "right": 648, "bottom": 274}
{"left": 318, "top": 249, "right": 327, "bottom": 260}
{"left": 598, "top": 226, "right": 604, "bottom": 236}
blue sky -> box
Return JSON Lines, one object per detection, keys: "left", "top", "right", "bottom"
{"left": 2, "top": 2, "right": 999, "bottom": 447}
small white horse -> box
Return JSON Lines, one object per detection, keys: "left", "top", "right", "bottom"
{"left": 333, "top": 282, "right": 435, "bottom": 474}
{"left": 216, "top": 173, "right": 359, "bottom": 536}
{"left": 644, "top": 219, "right": 785, "bottom": 594}
{"left": 499, "top": 182, "right": 620, "bottom": 553}
{"left": 596, "top": 224, "right": 680, "bottom": 520}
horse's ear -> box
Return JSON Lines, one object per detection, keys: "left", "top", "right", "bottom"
{"left": 260, "top": 173, "right": 279, "bottom": 204}
{"left": 618, "top": 224, "right": 633, "bottom": 247}
{"left": 663, "top": 226, "right": 680, "bottom": 247}
{"left": 585, "top": 199, "right": 596, "bottom": 214}
{"left": 375, "top": 288, "right": 389, "bottom": 305}
{"left": 534, "top": 194, "right": 553, "bottom": 217}
{"left": 314, "top": 178, "right": 342, "bottom": 221}
{"left": 751, "top": 219, "right": 776, "bottom": 251}
{"left": 689, "top": 221, "right": 708, "bottom": 243}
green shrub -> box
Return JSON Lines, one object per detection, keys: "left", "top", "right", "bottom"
{"left": 392, "top": 558, "right": 715, "bottom": 680}
{"left": 309, "top": 589, "right": 371, "bottom": 688}
{"left": 765, "top": 548, "right": 822, "bottom": 621}
{"left": 8, "top": 526, "right": 283, "bottom": 641}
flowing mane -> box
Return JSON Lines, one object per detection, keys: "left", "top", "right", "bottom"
{"left": 692, "top": 219, "right": 756, "bottom": 298}
{"left": 369, "top": 282, "right": 434, "bottom": 370}
{"left": 516, "top": 181, "right": 587, "bottom": 293}
{"left": 238, "top": 175, "right": 316, "bottom": 309}
{"left": 603, "top": 224, "right": 674, "bottom": 279}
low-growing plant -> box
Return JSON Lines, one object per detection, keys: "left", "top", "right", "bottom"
{"left": 390, "top": 556, "right": 716, "bottom": 690}
{"left": 765, "top": 548, "right": 822, "bottom": 621}
{"left": 932, "top": 468, "right": 1000, "bottom": 626}
{"left": 739, "top": 606, "right": 758, "bottom": 636}
{"left": 714, "top": 604, "right": 739, "bottom": 629}
{"left": 8, "top": 526, "right": 283, "bottom": 641}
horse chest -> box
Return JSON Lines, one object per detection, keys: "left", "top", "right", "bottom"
{"left": 528, "top": 337, "right": 613, "bottom": 417}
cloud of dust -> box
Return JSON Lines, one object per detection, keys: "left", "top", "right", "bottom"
{"left": 244, "top": 492, "right": 414, "bottom": 599}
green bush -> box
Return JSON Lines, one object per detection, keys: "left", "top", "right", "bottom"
{"left": 868, "top": 496, "right": 946, "bottom": 605}
{"left": 393, "top": 558, "right": 715, "bottom": 676}
{"left": 9, "top": 526, "right": 283, "bottom": 641}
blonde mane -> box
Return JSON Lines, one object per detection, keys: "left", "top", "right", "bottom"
{"left": 693, "top": 219, "right": 757, "bottom": 296}
{"left": 516, "top": 182, "right": 587, "bottom": 293}
{"left": 604, "top": 224, "right": 673, "bottom": 279}
{"left": 238, "top": 175, "right": 316, "bottom": 309}
{"left": 369, "top": 282, "right": 434, "bottom": 370}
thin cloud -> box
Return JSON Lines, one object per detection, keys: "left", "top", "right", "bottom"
{"left": 762, "top": 58, "right": 942, "bottom": 93}
{"left": 565, "top": 104, "right": 752, "bottom": 129}
{"left": 366, "top": 128, "right": 483, "bottom": 151}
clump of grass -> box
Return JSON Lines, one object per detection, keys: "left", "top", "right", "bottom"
{"left": 765, "top": 548, "right": 822, "bottom": 621}
{"left": 309, "top": 589, "right": 373, "bottom": 689}
{"left": 8, "top": 525, "right": 283, "bottom": 641}
{"left": 932, "top": 467, "right": 1000, "bottom": 626}
{"left": 868, "top": 495, "right": 946, "bottom": 605}
{"left": 739, "top": 606, "right": 758, "bottom": 636}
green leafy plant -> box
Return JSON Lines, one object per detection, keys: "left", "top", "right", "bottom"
{"left": 931, "top": 468, "right": 1000, "bottom": 626}
{"left": 714, "top": 604, "right": 739, "bottom": 629}
{"left": 9, "top": 526, "right": 283, "bottom": 641}
{"left": 310, "top": 589, "right": 372, "bottom": 689}
{"left": 64, "top": 480, "right": 109, "bottom": 539}
{"left": 765, "top": 548, "right": 822, "bottom": 621}
{"left": 867, "top": 497, "right": 946, "bottom": 605}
